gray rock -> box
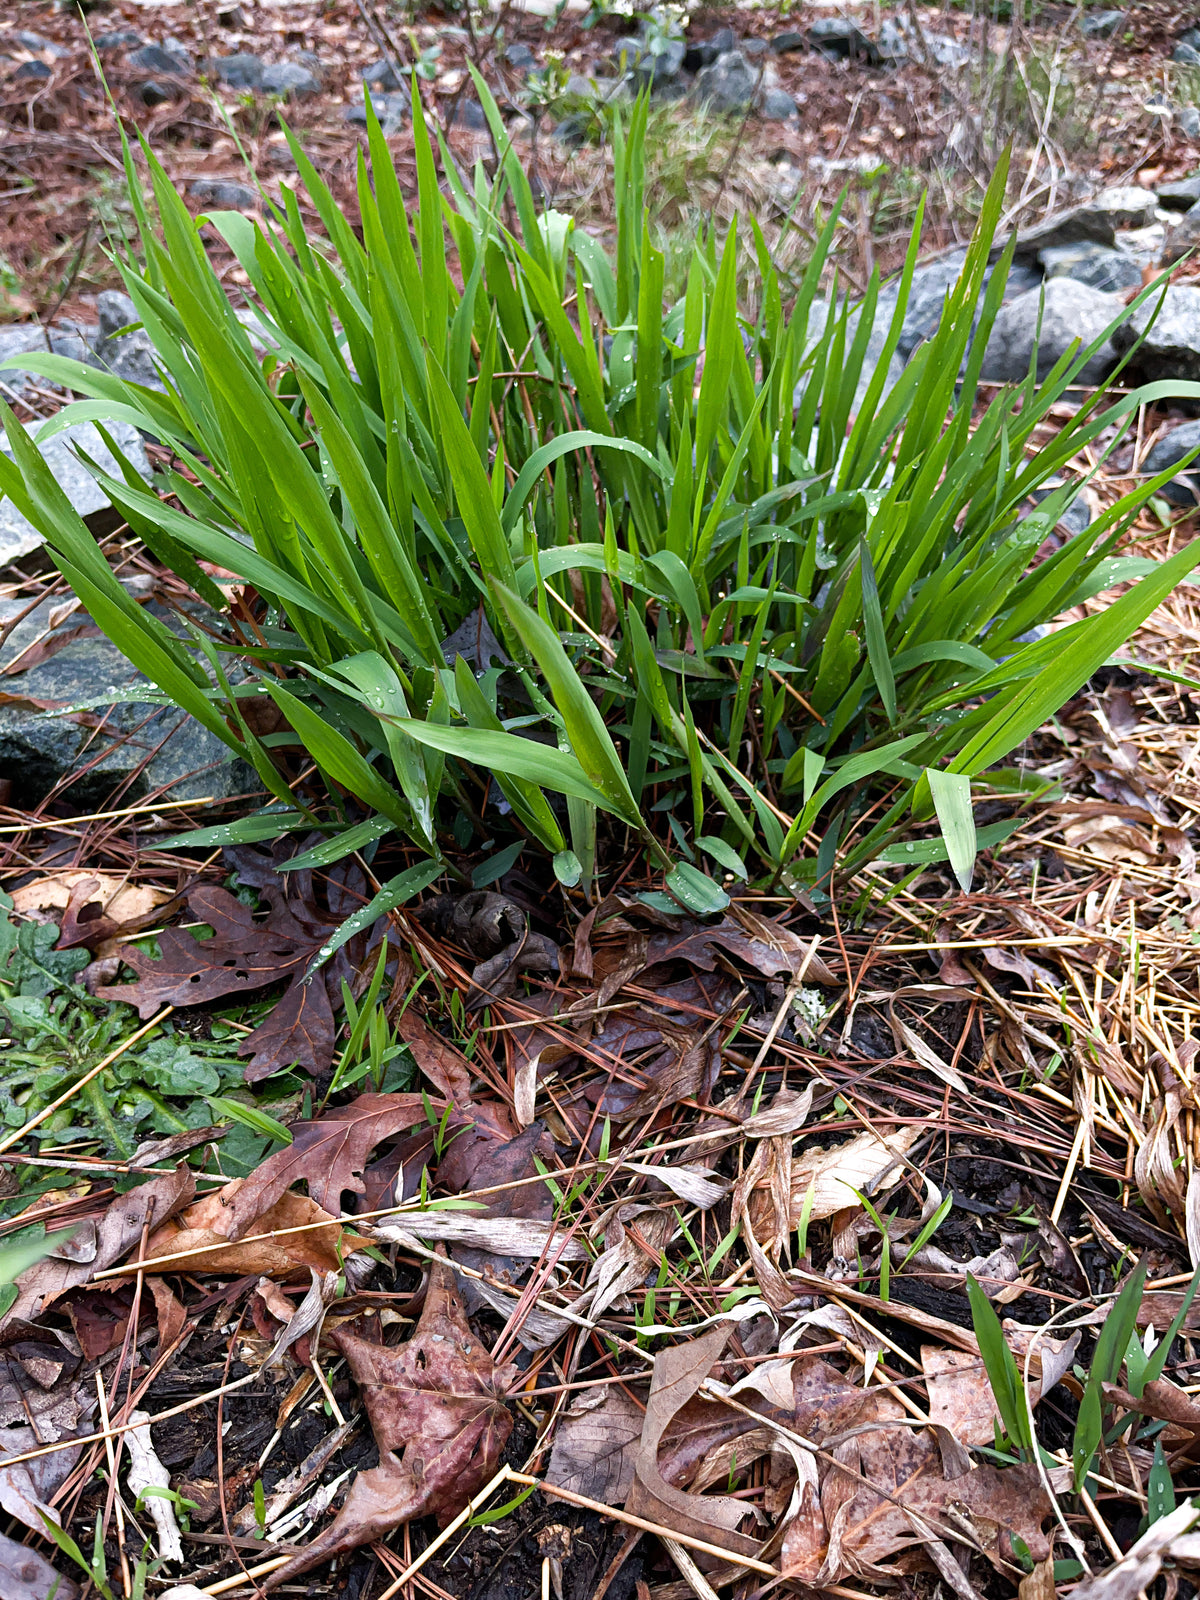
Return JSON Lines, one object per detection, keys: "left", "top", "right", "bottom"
{"left": 94, "top": 30, "right": 144, "bottom": 52}
{"left": 1175, "top": 41, "right": 1200, "bottom": 66}
{"left": 759, "top": 88, "right": 799, "bottom": 120}
{"left": 997, "top": 203, "right": 1117, "bottom": 262}
{"left": 552, "top": 114, "right": 590, "bottom": 150}
{"left": 795, "top": 295, "right": 905, "bottom": 414}
{"left": 128, "top": 43, "right": 191, "bottom": 75}
{"left": 742, "top": 38, "right": 769, "bottom": 57}
{"left": 209, "top": 52, "right": 265, "bottom": 89}
{"left": 808, "top": 19, "right": 880, "bottom": 63}
{"left": 504, "top": 42, "right": 537, "bottom": 70}
{"left": 13, "top": 31, "right": 64, "bottom": 58}
{"left": 1180, "top": 107, "right": 1200, "bottom": 140}
{"left": 1142, "top": 420, "right": 1200, "bottom": 506}
{"left": 614, "top": 33, "right": 685, "bottom": 90}
{"left": 191, "top": 178, "right": 258, "bottom": 210}
{"left": 1180, "top": 26, "right": 1200, "bottom": 48}
{"left": 1080, "top": 9, "right": 1125, "bottom": 35}
{"left": 1158, "top": 175, "right": 1200, "bottom": 211}
{"left": 363, "top": 57, "right": 400, "bottom": 91}
{"left": 0, "top": 418, "right": 152, "bottom": 567}
{"left": 979, "top": 279, "right": 1121, "bottom": 386}
{"left": 1039, "top": 241, "right": 1144, "bottom": 293}
{"left": 564, "top": 74, "right": 595, "bottom": 99}
{"left": 0, "top": 325, "right": 94, "bottom": 403}
{"left": 346, "top": 89, "right": 406, "bottom": 133}
{"left": 1111, "top": 286, "right": 1200, "bottom": 385}
{"left": 0, "top": 596, "right": 256, "bottom": 807}
{"left": 136, "top": 82, "right": 171, "bottom": 108}
{"left": 684, "top": 27, "right": 735, "bottom": 70}
{"left": 14, "top": 61, "right": 51, "bottom": 83}
{"left": 1091, "top": 186, "right": 1158, "bottom": 229}
{"left": 261, "top": 61, "right": 320, "bottom": 98}
{"left": 92, "top": 290, "right": 162, "bottom": 391}
{"left": 694, "top": 50, "right": 756, "bottom": 113}
{"left": 1027, "top": 482, "right": 1092, "bottom": 537}
{"left": 1163, "top": 202, "right": 1200, "bottom": 267}
{"left": 771, "top": 30, "right": 807, "bottom": 53}
{"left": 452, "top": 97, "right": 488, "bottom": 130}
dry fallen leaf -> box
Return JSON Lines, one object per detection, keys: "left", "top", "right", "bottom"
{"left": 790, "top": 1124, "right": 924, "bottom": 1223}
{"left": 11, "top": 871, "right": 170, "bottom": 940}
{"left": 145, "top": 1190, "right": 364, "bottom": 1279}
{"left": 260, "top": 1253, "right": 517, "bottom": 1590}
{"left": 0, "top": 1528, "right": 79, "bottom": 1600}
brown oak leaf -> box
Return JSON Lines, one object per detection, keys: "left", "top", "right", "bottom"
{"left": 260, "top": 1252, "right": 517, "bottom": 1590}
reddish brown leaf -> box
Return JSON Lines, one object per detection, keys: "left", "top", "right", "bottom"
{"left": 395, "top": 1007, "right": 475, "bottom": 1105}
{"left": 2, "top": 1165, "right": 194, "bottom": 1329}
{"left": 240, "top": 977, "right": 335, "bottom": 1083}
{"left": 220, "top": 1094, "right": 428, "bottom": 1237}
{"left": 260, "top": 1253, "right": 517, "bottom": 1590}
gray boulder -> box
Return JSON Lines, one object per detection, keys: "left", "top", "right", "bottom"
{"left": 0, "top": 325, "right": 94, "bottom": 403}
{"left": 1112, "top": 287, "right": 1200, "bottom": 386}
{"left": 1080, "top": 9, "right": 1125, "bottom": 35}
{"left": 684, "top": 27, "right": 735, "bottom": 70}
{"left": 261, "top": 60, "right": 321, "bottom": 98}
{"left": 503, "top": 42, "right": 537, "bottom": 71}
{"left": 695, "top": 50, "right": 757, "bottom": 112}
{"left": 453, "top": 97, "right": 488, "bottom": 130}
{"left": 191, "top": 178, "right": 258, "bottom": 210}
{"left": 92, "top": 291, "right": 162, "bottom": 391}
{"left": 1158, "top": 174, "right": 1200, "bottom": 211}
{"left": 759, "top": 88, "right": 799, "bottom": 120}
{"left": 808, "top": 19, "right": 880, "bottom": 63}
{"left": 997, "top": 203, "right": 1117, "bottom": 263}
{"left": 0, "top": 595, "right": 255, "bottom": 807}
{"left": 0, "top": 417, "right": 152, "bottom": 567}
{"left": 1142, "top": 420, "right": 1200, "bottom": 506}
{"left": 613, "top": 34, "right": 686, "bottom": 92}
{"left": 363, "top": 57, "right": 400, "bottom": 91}
{"left": 1163, "top": 203, "right": 1200, "bottom": 267}
{"left": 979, "top": 279, "right": 1121, "bottom": 386}
{"left": 889, "top": 254, "right": 1040, "bottom": 362}
{"left": 771, "top": 30, "right": 807, "bottom": 53}
{"left": 1091, "top": 187, "right": 1158, "bottom": 229}
{"left": 209, "top": 53, "right": 265, "bottom": 89}
{"left": 794, "top": 296, "right": 904, "bottom": 415}
{"left": 128, "top": 42, "right": 192, "bottom": 75}
{"left": 1174, "top": 41, "right": 1200, "bottom": 65}
{"left": 1039, "top": 241, "right": 1143, "bottom": 294}
{"left": 346, "top": 89, "right": 406, "bottom": 133}
{"left": 94, "top": 30, "right": 144, "bottom": 52}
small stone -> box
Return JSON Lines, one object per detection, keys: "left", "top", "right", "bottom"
{"left": 362, "top": 57, "right": 400, "bottom": 91}
{"left": 1039, "top": 241, "right": 1144, "bottom": 293}
{"left": 14, "top": 60, "right": 51, "bottom": 83}
{"left": 771, "top": 31, "right": 807, "bottom": 54}
{"left": 979, "top": 278, "right": 1121, "bottom": 386}
{"left": 503, "top": 42, "right": 536, "bottom": 70}
{"left": 1158, "top": 175, "right": 1200, "bottom": 211}
{"left": 1112, "top": 285, "right": 1200, "bottom": 385}
{"left": 759, "top": 87, "right": 798, "bottom": 120}
{"left": 564, "top": 74, "right": 594, "bottom": 98}
{"left": 216, "top": 3, "right": 246, "bottom": 25}
{"left": 1142, "top": 419, "right": 1200, "bottom": 507}
{"left": 0, "top": 417, "right": 152, "bottom": 567}
{"left": 261, "top": 61, "right": 320, "bottom": 98}
{"left": 694, "top": 50, "right": 757, "bottom": 113}
{"left": 94, "top": 30, "right": 144, "bottom": 52}
{"left": 0, "top": 324, "right": 94, "bottom": 403}
{"left": 128, "top": 43, "right": 191, "bottom": 75}
{"left": 613, "top": 33, "right": 685, "bottom": 89}
{"left": 190, "top": 178, "right": 258, "bottom": 210}
{"left": 1027, "top": 482, "right": 1092, "bottom": 537}
{"left": 453, "top": 97, "right": 488, "bottom": 130}
{"left": 1162, "top": 202, "right": 1200, "bottom": 267}
{"left": 1080, "top": 9, "right": 1125, "bottom": 35}
{"left": 1180, "top": 108, "right": 1200, "bottom": 140}
{"left": 742, "top": 38, "right": 769, "bottom": 57}
{"left": 1175, "top": 42, "right": 1200, "bottom": 65}
{"left": 808, "top": 19, "right": 880, "bottom": 64}
{"left": 1180, "top": 26, "right": 1200, "bottom": 47}
{"left": 210, "top": 52, "right": 265, "bottom": 90}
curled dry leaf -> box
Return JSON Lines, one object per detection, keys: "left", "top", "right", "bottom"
{"left": 259, "top": 1253, "right": 517, "bottom": 1590}
{"left": 11, "top": 872, "right": 173, "bottom": 953}
{"left": 376, "top": 1210, "right": 587, "bottom": 1261}
{"left": 145, "top": 1190, "right": 364, "bottom": 1280}
{"left": 626, "top": 1324, "right": 765, "bottom": 1564}
{"left": 0, "top": 1423, "right": 79, "bottom": 1533}
{"left": 790, "top": 1123, "right": 924, "bottom": 1224}
{"left": 2, "top": 1164, "right": 194, "bottom": 1328}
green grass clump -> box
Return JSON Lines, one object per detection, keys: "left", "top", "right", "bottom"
{"left": 0, "top": 79, "right": 1197, "bottom": 909}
